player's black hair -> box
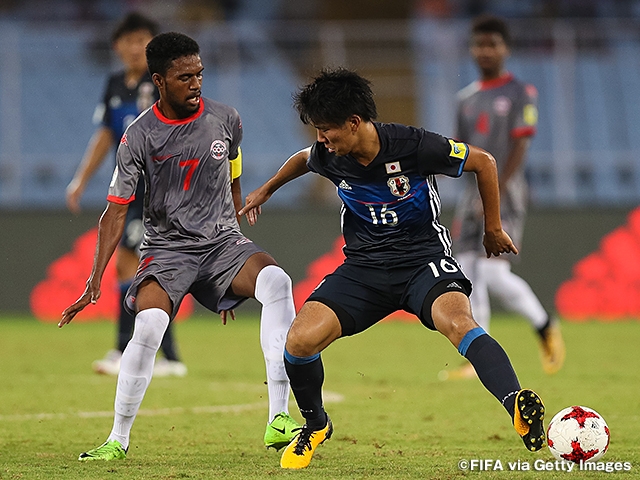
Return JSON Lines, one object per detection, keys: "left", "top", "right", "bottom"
{"left": 294, "top": 67, "right": 378, "bottom": 126}
{"left": 146, "top": 32, "right": 200, "bottom": 76}
{"left": 111, "top": 12, "right": 159, "bottom": 43}
{"left": 471, "top": 14, "right": 511, "bottom": 46}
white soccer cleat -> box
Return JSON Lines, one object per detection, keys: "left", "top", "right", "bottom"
{"left": 153, "top": 358, "right": 188, "bottom": 377}
{"left": 92, "top": 349, "right": 122, "bottom": 376}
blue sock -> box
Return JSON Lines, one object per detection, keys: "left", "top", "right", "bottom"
{"left": 460, "top": 328, "right": 520, "bottom": 419}
{"left": 284, "top": 350, "right": 327, "bottom": 429}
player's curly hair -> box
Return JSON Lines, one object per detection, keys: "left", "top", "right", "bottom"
{"left": 294, "top": 67, "right": 378, "bottom": 126}
{"left": 146, "top": 32, "right": 200, "bottom": 76}
{"left": 471, "top": 14, "right": 511, "bottom": 46}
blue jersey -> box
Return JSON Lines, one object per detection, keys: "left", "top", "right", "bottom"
{"left": 307, "top": 123, "right": 469, "bottom": 264}
{"left": 96, "top": 71, "right": 157, "bottom": 141}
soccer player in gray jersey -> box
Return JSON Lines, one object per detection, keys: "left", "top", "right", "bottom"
{"left": 59, "top": 32, "right": 300, "bottom": 461}
{"left": 445, "top": 15, "right": 565, "bottom": 380}
{"left": 66, "top": 12, "right": 186, "bottom": 378}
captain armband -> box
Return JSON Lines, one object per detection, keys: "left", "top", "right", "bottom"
{"left": 230, "top": 147, "right": 242, "bottom": 180}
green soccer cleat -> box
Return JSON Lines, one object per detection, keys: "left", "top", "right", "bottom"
{"left": 78, "top": 440, "right": 127, "bottom": 461}
{"left": 264, "top": 412, "right": 302, "bottom": 450}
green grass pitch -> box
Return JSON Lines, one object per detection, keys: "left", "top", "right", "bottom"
{"left": 0, "top": 313, "right": 638, "bottom": 479}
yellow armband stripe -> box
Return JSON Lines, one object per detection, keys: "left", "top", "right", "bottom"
{"left": 230, "top": 148, "right": 242, "bottom": 180}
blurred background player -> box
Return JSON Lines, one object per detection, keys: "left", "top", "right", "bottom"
{"left": 443, "top": 15, "right": 565, "bottom": 380}
{"left": 65, "top": 12, "right": 186, "bottom": 377}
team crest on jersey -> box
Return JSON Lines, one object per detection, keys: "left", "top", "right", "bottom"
{"left": 210, "top": 140, "right": 227, "bottom": 160}
{"left": 387, "top": 175, "right": 410, "bottom": 197}
{"left": 493, "top": 95, "right": 512, "bottom": 116}
{"left": 120, "top": 133, "right": 128, "bottom": 146}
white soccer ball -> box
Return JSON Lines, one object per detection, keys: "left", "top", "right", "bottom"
{"left": 547, "top": 405, "right": 610, "bottom": 463}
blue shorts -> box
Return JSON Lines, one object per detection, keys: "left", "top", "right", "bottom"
{"left": 307, "top": 255, "right": 471, "bottom": 335}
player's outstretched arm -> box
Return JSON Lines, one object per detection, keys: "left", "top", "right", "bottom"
{"left": 59, "top": 202, "right": 128, "bottom": 327}
{"left": 238, "top": 147, "right": 312, "bottom": 226}
{"left": 462, "top": 145, "right": 519, "bottom": 258}
{"left": 66, "top": 127, "right": 114, "bottom": 214}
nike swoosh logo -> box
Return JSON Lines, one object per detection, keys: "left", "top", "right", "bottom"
{"left": 272, "top": 426, "right": 286, "bottom": 434}
{"left": 151, "top": 153, "right": 180, "bottom": 162}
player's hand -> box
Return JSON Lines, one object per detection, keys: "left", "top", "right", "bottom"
{"left": 483, "top": 229, "right": 519, "bottom": 258}
{"left": 59, "top": 281, "right": 101, "bottom": 328}
{"left": 66, "top": 180, "right": 84, "bottom": 214}
{"left": 238, "top": 188, "right": 272, "bottom": 226}
{"left": 220, "top": 309, "right": 235, "bottom": 325}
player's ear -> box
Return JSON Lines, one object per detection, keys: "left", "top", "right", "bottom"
{"left": 151, "top": 72, "right": 164, "bottom": 89}
{"left": 348, "top": 115, "right": 361, "bottom": 132}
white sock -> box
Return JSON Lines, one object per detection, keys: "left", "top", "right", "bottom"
{"left": 481, "top": 258, "right": 548, "bottom": 329}
{"left": 107, "top": 308, "right": 170, "bottom": 449}
{"left": 254, "top": 265, "right": 295, "bottom": 422}
{"left": 457, "top": 252, "right": 491, "bottom": 332}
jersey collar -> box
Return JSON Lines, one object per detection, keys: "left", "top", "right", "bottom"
{"left": 478, "top": 72, "right": 513, "bottom": 91}
{"left": 153, "top": 99, "right": 205, "bottom": 125}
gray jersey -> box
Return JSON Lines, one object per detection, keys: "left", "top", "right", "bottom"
{"left": 108, "top": 97, "right": 242, "bottom": 251}
{"left": 453, "top": 73, "right": 538, "bottom": 254}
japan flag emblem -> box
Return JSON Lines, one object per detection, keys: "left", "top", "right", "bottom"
{"left": 385, "top": 161, "right": 401, "bottom": 174}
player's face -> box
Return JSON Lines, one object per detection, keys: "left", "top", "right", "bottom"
{"left": 156, "top": 54, "right": 203, "bottom": 119}
{"left": 113, "top": 30, "right": 154, "bottom": 73}
{"left": 470, "top": 32, "right": 509, "bottom": 78}
{"left": 313, "top": 119, "right": 357, "bottom": 156}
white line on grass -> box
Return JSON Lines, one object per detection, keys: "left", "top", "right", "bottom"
{"left": 0, "top": 391, "right": 345, "bottom": 422}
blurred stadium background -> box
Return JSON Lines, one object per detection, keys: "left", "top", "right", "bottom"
{"left": 1, "top": 0, "right": 639, "bottom": 319}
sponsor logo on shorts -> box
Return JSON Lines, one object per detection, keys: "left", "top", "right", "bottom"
{"left": 235, "top": 237, "right": 253, "bottom": 245}
{"left": 210, "top": 140, "right": 228, "bottom": 160}
{"left": 447, "top": 282, "right": 463, "bottom": 290}
{"left": 136, "top": 256, "right": 154, "bottom": 274}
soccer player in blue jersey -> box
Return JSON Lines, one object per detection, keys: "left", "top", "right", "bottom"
{"left": 445, "top": 15, "right": 564, "bottom": 380}
{"left": 240, "top": 68, "right": 546, "bottom": 469}
{"left": 60, "top": 32, "right": 300, "bottom": 461}
{"left": 66, "top": 12, "right": 186, "bottom": 377}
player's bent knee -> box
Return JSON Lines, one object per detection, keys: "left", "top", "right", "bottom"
{"left": 285, "top": 322, "right": 316, "bottom": 357}
{"left": 131, "top": 308, "right": 170, "bottom": 350}
{"left": 421, "top": 279, "right": 471, "bottom": 331}
{"left": 255, "top": 265, "right": 293, "bottom": 304}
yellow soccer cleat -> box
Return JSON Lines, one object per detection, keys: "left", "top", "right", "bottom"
{"left": 280, "top": 417, "right": 333, "bottom": 469}
{"left": 513, "top": 389, "right": 546, "bottom": 452}
{"left": 539, "top": 323, "right": 566, "bottom": 375}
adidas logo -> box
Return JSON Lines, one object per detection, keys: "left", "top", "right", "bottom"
{"left": 338, "top": 179, "right": 352, "bottom": 190}
{"left": 447, "top": 282, "right": 462, "bottom": 289}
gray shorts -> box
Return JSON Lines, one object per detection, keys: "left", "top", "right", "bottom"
{"left": 125, "top": 232, "right": 264, "bottom": 319}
